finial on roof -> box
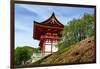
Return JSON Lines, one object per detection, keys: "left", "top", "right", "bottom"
{"left": 52, "top": 12, "right": 55, "bottom": 16}
{"left": 34, "top": 21, "right": 39, "bottom": 23}
{"left": 34, "top": 21, "right": 36, "bottom": 22}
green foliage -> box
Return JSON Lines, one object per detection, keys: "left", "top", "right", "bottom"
{"left": 15, "top": 46, "right": 40, "bottom": 65}
{"left": 15, "top": 47, "right": 31, "bottom": 65}
{"left": 22, "top": 46, "right": 34, "bottom": 56}
{"left": 33, "top": 48, "right": 40, "bottom": 53}
{"left": 57, "top": 13, "right": 94, "bottom": 50}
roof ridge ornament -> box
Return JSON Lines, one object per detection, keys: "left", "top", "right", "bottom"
{"left": 52, "top": 12, "right": 55, "bottom": 16}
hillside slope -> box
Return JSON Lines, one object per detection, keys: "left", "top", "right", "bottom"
{"left": 34, "top": 36, "right": 96, "bottom": 64}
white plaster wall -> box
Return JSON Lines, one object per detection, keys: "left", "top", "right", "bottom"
{"left": 45, "top": 44, "right": 51, "bottom": 52}
{"left": 52, "top": 45, "right": 58, "bottom": 52}
{"left": 45, "top": 40, "right": 58, "bottom": 52}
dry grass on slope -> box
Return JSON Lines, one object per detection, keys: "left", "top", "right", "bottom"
{"left": 35, "top": 36, "right": 96, "bottom": 64}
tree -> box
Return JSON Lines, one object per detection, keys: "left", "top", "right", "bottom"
{"left": 15, "top": 46, "right": 41, "bottom": 65}
{"left": 57, "top": 13, "right": 94, "bottom": 50}
{"left": 15, "top": 47, "right": 32, "bottom": 65}
{"left": 33, "top": 48, "right": 40, "bottom": 53}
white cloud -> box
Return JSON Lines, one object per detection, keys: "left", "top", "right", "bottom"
{"left": 15, "top": 3, "right": 94, "bottom": 48}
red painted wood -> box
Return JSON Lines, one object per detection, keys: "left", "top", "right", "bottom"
{"left": 33, "top": 13, "right": 64, "bottom": 54}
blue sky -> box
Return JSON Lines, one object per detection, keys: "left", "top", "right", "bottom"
{"left": 15, "top": 3, "right": 94, "bottom": 48}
